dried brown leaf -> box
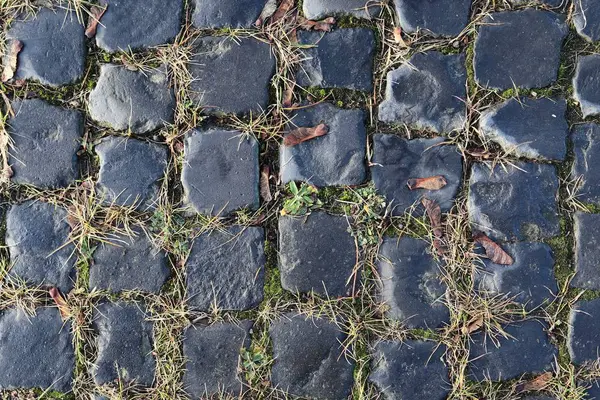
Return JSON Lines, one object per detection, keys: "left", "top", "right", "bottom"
{"left": 516, "top": 372, "right": 552, "bottom": 393}
{"left": 422, "top": 197, "right": 446, "bottom": 255}
{"left": 473, "top": 232, "right": 514, "bottom": 265}
{"left": 49, "top": 287, "right": 70, "bottom": 320}
{"left": 260, "top": 166, "right": 273, "bottom": 202}
{"left": 282, "top": 81, "right": 294, "bottom": 108}
{"left": 271, "top": 0, "right": 295, "bottom": 23}
{"left": 407, "top": 175, "right": 447, "bottom": 191}
{"left": 1, "top": 40, "right": 23, "bottom": 83}
{"left": 85, "top": 5, "right": 107, "bottom": 38}
{"left": 283, "top": 123, "right": 329, "bottom": 146}
{"left": 298, "top": 16, "right": 336, "bottom": 31}
{"left": 461, "top": 316, "right": 484, "bottom": 335}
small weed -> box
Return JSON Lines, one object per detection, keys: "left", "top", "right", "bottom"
{"left": 280, "top": 181, "right": 322, "bottom": 216}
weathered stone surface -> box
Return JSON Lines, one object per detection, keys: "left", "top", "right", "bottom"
{"left": 183, "top": 321, "right": 252, "bottom": 397}
{"left": 182, "top": 128, "right": 259, "bottom": 216}
{"left": 474, "top": 10, "right": 567, "bottom": 90}
{"left": 568, "top": 298, "right": 600, "bottom": 364}
{"left": 468, "top": 162, "right": 560, "bottom": 242}
{"left": 96, "top": 0, "right": 183, "bottom": 52}
{"left": 297, "top": 28, "right": 375, "bottom": 92}
{"left": 189, "top": 37, "right": 275, "bottom": 114}
{"left": 585, "top": 382, "right": 600, "bottom": 399}
{"left": 371, "top": 135, "right": 463, "bottom": 214}
{"left": 192, "top": 0, "right": 266, "bottom": 28}
{"left": 8, "top": 99, "right": 82, "bottom": 188}
{"left": 574, "top": 55, "right": 600, "bottom": 118}
{"left": 370, "top": 340, "right": 449, "bottom": 400}
{"left": 572, "top": 213, "right": 600, "bottom": 290}
{"left": 303, "top": 0, "right": 381, "bottom": 20}
{"left": 186, "top": 226, "right": 264, "bottom": 311}
{"left": 479, "top": 97, "right": 568, "bottom": 160}
{"left": 279, "top": 213, "right": 356, "bottom": 297}
{"left": 572, "top": 124, "right": 600, "bottom": 205}
{"left": 379, "top": 52, "right": 466, "bottom": 133}
{"left": 509, "top": 0, "right": 562, "bottom": 5}
{"left": 574, "top": 0, "right": 600, "bottom": 42}
{"left": 476, "top": 242, "right": 557, "bottom": 309}
{"left": 469, "top": 321, "right": 557, "bottom": 381}
{"left": 0, "top": 308, "right": 74, "bottom": 392}
{"left": 394, "top": 0, "right": 472, "bottom": 37}
{"left": 5, "top": 201, "right": 75, "bottom": 292}
{"left": 377, "top": 237, "right": 449, "bottom": 329}
{"left": 280, "top": 103, "right": 367, "bottom": 186}
{"left": 5, "top": 8, "right": 85, "bottom": 86}
{"left": 270, "top": 313, "right": 354, "bottom": 400}
{"left": 93, "top": 302, "right": 155, "bottom": 386}
{"left": 89, "top": 227, "right": 169, "bottom": 294}
{"left": 88, "top": 64, "right": 175, "bottom": 134}
{"left": 96, "top": 136, "right": 167, "bottom": 211}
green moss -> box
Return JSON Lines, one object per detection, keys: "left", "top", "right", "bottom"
{"left": 409, "top": 328, "right": 439, "bottom": 341}
{"left": 262, "top": 240, "right": 285, "bottom": 301}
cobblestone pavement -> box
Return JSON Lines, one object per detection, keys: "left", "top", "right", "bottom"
{"left": 3, "top": 0, "right": 600, "bottom": 399}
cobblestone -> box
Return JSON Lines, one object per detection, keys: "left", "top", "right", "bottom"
{"left": 574, "top": 55, "right": 600, "bottom": 118}
{"left": 572, "top": 123, "right": 600, "bottom": 206}
{"left": 302, "top": 0, "right": 380, "bottom": 20}
{"left": 191, "top": 0, "right": 266, "bottom": 28}
{"left": 568, "top": 298, "right": 600, "bottom": 365}
{"left": 394, "top": 0, "right": 472, "bottom": 37}
{"left": 574, "top": 0, "right": 600, "bottom": 42}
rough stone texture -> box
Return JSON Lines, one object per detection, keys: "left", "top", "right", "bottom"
{"left": 8, "top": 99, "right": 82, "bottom": 188}
{"left": 574, "top": 0, "right": 600, "bottom": 42}
{"left": 394, "top": 0, "right": 472, "bottom": 37}
{"left": 89, "top": 227, "right": 169, "bottom": 294}
{"left": 5, "top": 8, "right": 85, "bottom": 86}
{"left": 189, "top": 37, "right": 275, "bottom": 115}
{"left": 469, "top": 321, "right": 557, "bottom": 381}
{"left": 96, "top": 0, "right": 182, "bottom": 52}
{"left": 93, "top": 302, "right": 155, "bottom": 386}
{"left": 303, "top": 0, "right": 381, "bottom": 20}
{"left": 370, "top": 340, "right": 449, "bottom": 400}
{"left": 278, "top": 213, "right": 356, "bottom": 297}
{"left": 468, "top": 162, "right": 560, "bottom": 242}
{"left": 378, "top": 52, "right": 466, "bottom": 133}
{"left": 509, "top": 0, "right": 562, "bottom": 5}
{"left": 0, "top": 308, "right": 74, "bottom": 392}
{"left": 192, "top": 0, "right": 266, "bottom": 28}
{"left": 182, "top": 128, "right": 259, "bottom": 216}
{"left": 574, "top": 55, "right": 600, "bottom": 118}
{"left": 572, "top": 124, "right": 600, "bottom": 205}
{"left": 5, "top": 201, "right": 75, "bottom": 292}
{"left": 479, "top": 97, "right": 568, "bottom": 161}
{"left": 270, "top": 313, "right": 355, "bottom": 400}
{"left": 476, "top": 242, "right": 557, "bottom": 310}
{"left": 186, "top": 226, "right": 265, "bottom": 311}
{"left": 377, "top": 236, "right": 449, "bottom": 329}
{"left": 572, "top": 213, "right": 600, "bottom": 290}
{"left": 183, "top": 321, "right": 252, "bottom": 397}
{"left": 280, "top": 103, "right": 367, "bottom": 186}
{"left": 371, "top": 135, "right": 463, "bottom": 215}
{"left": 585, "top": 382, "right": 600, "bottom": 400}
{"left": 474, "top": 10, "right": 568, "bottom": 90}
{"left": 96, "top": 136, "right": 168, "bottom": 211}
{"left": 568, "top": 298, "right": 600, "bottom": 364}
{"left": 88, "top": 64, "right": 175, "bottom": 134}
{"left": 297, "top": 29, "right": 375, "bottom": 92}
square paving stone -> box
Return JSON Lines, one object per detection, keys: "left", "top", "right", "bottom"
{"left": 377, "top": 236, "right": 449, "bottom": 329}
{"left": 279, "top": 212, "right": 356, "bottom": 297}
{"left": 192, "top": 0, "right": 267, "bottom": 28}
{"left": 371, "top": 135, "right": 463, "bottom": 215}
{"left": 95, "top": 136, "right": 168, "bottom": 211}
{"left": 572, "top": 213, "right": 600, "bottom": 290}
{"left": 8, "top": 99, "right": 82, "bottom": 188}
{"left": 370, "top": 340, "right": 449, "bottom": 400}
{"left": 303, "top": 0, "right": 381, "bottom": 20}
{"left": 394, "top": 0, "right": 472, "bottom": 37}
{"left": 89, "top": 227, "right": 169, "bottom": 294}
{"left": 568, "top": 298, "right": 600, "bottom": 364}
{"left": 189, "top": 37, "right": 275, "bottom": 115}
{"left": 297, "top": 28, "right": 375, "bottom": 92}
{"left": 5, "top": 8, "right": 86, "bottom": 86}
{"left": 182, "top": 128, "right": 259, "bottom": 216}
{"left": 279, "top": 103, "right": 367, "bottom": 187}
{"left": 88, "top": 64, "right": 175, "bottom": 134}
{"left": 270, "top": 313, "right": 355, "bottom": 400}
{"left": 5, "top": 201, "right": 75, "bottom": 292}
{"left": 378, "top": 52, "right": 466, "bottom": 133}
{"left": 0, "top": 308, "right": 74, "bottom": 392}
{"left": 186, "top": 226, "right": 265, "bottom": 311}
{"left": 95, "top": 0, "right": 182, "bottom": 52}
{"left": 476, "top": 242, "right": 557, "bottom": 310}
{"left": 473, "top": 10, "right": 567, "bottom": 90}
{"left": 182, "top": 321, "right": 252, "bottom": 397}
{"left": 479, "top": 97, "right": 568, "bottom": 161}
{"left": 468, "top": 162, "right": 560, "bottom": 242}
{"left": 572, "top": 124, "right": 600, "bottom": 205}
{"left": 92, "top": 302, "right": 155, "bottom": 386}
{"left": 574, "top": 55, "right": 600, "bottom": 118}
{"left": 469, "top": 320, "right": 557, "bottom": 381}
{"left": 575, "top": 0, "right": 600, "bottom": 42}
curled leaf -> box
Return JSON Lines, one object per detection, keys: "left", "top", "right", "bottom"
{"left": 516, "top": 371, "right": 552, "bottom": 393}
{"left": 1, "top": 39, "right": 23, "bottom": 83}
{"left": 283, "top": 123, "right": 329, "bottom": 147}
{"left": 271, "top": 0, "right": 295, "bottom": 23}
{"left": 421, "top": 197, "right": 446, "bottom": 255}
{"left": 85, "top": 5, "right": 107, "bottom": 38}
{"left": 282, "top": 81, "right": 294, "bottom": 108}
{"left": 260, "top": 166, "right": 273, "bottom": 202}
{"left": 473, "top": 232, "right": 513, "bottom": 265}
{"left": 407, "top": 175, "right": 447, "bottom": 191}
{"left": 49, "top": 287, "right": 70, "bottom": 320}
{"left": 298, "top": 16, "right": 336, "bottom": 32}
{"left": 461, "top": 316, "right": 484, "bottom": 335}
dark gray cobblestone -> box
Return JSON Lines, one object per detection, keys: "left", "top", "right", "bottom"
{"left": 393, "top": 0, "right": 472, "bottom": 37}
{"left": 191, "top": 0, "right": 266, "bottom": 28}
{"left": 574, "top": 0, "right": 600, "bottom": 42}
{"left": 568, "top": 298, "right": 600, "bottom": 365}
{"left": 574, "top": 55, "right": 600, "bottom": 118}
{"left": 572, "top": 212, "right": 600, "bottom": 290}
{"left": 302, "top": 0, "right": 380, "bottom": 20}
{"left": 572, "top": 123, "right": 600, "bottom": 205}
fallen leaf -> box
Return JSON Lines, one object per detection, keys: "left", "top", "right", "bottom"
{"left": 1, "top": 40, "right": 23, "bottom": 83}
{"left": 473, "top": 232, "right": 514, "bottom": 265}
{"left": 422, "top": 197, "right": 446, "bottom": 255}
{"left": 84, "top": 5, "right": 107, "bottom": 38}
{"left": 49, "top": 287, "right": 70, "bottom": 320}
{"left": 407, "top": 175, "right": 447, "bottom": 191}
{"left": 271, "top": 0, "right": 295, "bottom": 23}
{"left": 461, "top": 316, "right": 484, "bottom": 335}
{"left": 283, "top": 123, "right": 329, "bottom": 146}
{"left": 260, "top": 166, "right": 273, "bottom": 202}
{"left": 298, "top": 16, "right": 336, "bottom": 31}
{"left": 282, "top": 81, "right": 294, "bottom": 108}
{"left": 515, "top": 372, "right": 552, "bottom": 393}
